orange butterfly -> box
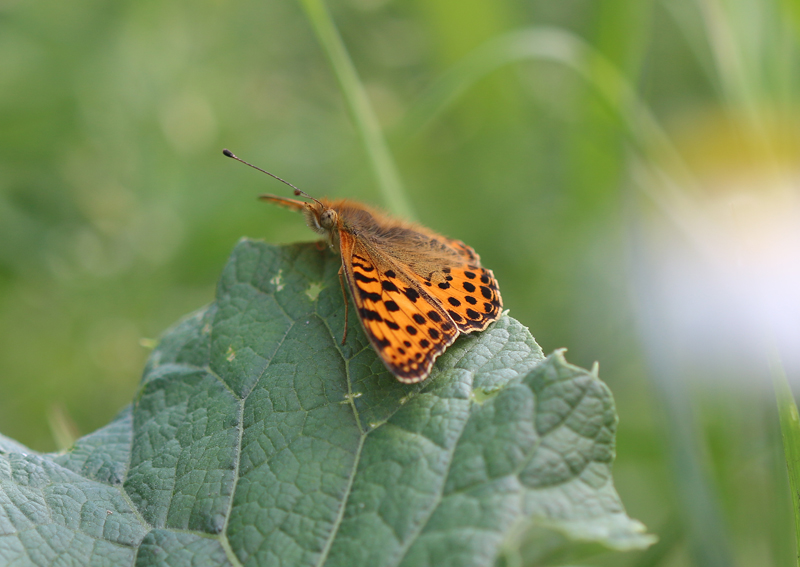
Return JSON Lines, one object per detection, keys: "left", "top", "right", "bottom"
{"left": 224, "top": 149, "right": 502, "bottom": 383}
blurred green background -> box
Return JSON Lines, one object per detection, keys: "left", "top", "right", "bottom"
{"left": 2, "top": 0, "right": 800, "bottom": 565}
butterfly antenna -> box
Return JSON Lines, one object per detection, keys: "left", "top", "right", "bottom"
{"left": 222, "top": 149, "right": 324, "bottom": 206}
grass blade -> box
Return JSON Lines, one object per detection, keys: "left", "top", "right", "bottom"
{"left": 297, "top": 0, "right": 414, "bottom": 219}
{"left": 770, "top": 347, "right": 800, "bottom": 567}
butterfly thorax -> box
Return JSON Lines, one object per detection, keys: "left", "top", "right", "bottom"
{"left": 309, "top": 200, "right": 466, "bottom": 281}
{"left": 305, "top": 199, "right": 396, "bottom": 254}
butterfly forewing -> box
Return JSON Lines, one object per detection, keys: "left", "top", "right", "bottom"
{"left": 339, "top": 232, "right": 459, "bottom": 383}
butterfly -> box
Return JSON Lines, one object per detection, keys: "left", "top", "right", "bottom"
{"left": 223, "top": 149, "right": 503, "bottom": 383}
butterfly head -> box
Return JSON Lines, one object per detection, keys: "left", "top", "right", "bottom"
{"left": 303, "top": 200, "right": 339, "bottom": 235}
{"left": 223, "top": 149, "right": 343, "bottom": 248}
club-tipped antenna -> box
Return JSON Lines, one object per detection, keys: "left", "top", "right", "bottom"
{"left": 222, "top": 149, "right": 323, "bottom": 206}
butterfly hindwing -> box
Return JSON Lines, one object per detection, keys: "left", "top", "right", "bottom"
{"left": 339, "top": 232, "right": 459, "bottom": 383}
{"left": 409, "top": 238, "right": 503, "bottom": 333}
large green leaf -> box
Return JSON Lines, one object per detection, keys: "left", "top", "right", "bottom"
{"left": 0, "top": 240, "right": 653, "bottom": 566}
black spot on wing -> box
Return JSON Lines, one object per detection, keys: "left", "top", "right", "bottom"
{"left": 352, "top": 261, "right": 374, "bottom": 272}
{"left": 359, "top": 308, "right": 383, "bottom": 322}
{"left": 448, "top": 310, "right": 464, "bottom": 323}
{"left": 427, "top": 311, "right": 442, "bottom": 323}
{"left": 354, "top": 272, "right": 377, "bottom": 283}
{"left": 358, "top": 288, "right": 381, "bottom": 302}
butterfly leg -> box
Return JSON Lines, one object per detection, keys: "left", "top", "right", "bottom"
{"left": 338, "top": 265, "right": 349, "bottom": 345}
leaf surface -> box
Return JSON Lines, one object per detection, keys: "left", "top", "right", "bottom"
{"left": 0, "top": 241, "right": 653, "bottom": 566}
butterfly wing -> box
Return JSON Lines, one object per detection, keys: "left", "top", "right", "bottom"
{"left": 408, "top": 237, "right": 503, "bottom": 334}
{"left": 339, "top": 231, "right": 459, "bottom": 383}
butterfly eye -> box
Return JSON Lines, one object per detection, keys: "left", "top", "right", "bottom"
{"left": 319, "top": 209, "right": 337, "bottom": 230}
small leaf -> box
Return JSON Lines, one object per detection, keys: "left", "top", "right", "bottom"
{"left": 0, "top": 240, "right": 653, "bottom": 566}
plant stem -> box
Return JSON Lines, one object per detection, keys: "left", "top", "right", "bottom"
{"left": 769, "top": 346, "right": 800, "bottom": 567}
{"left": 297, "top": 0, "right": 414, "bottom": 219}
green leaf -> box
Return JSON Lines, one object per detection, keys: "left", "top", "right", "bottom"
{"left": 0, "top": 240, "right": 653, "bottom": 566}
